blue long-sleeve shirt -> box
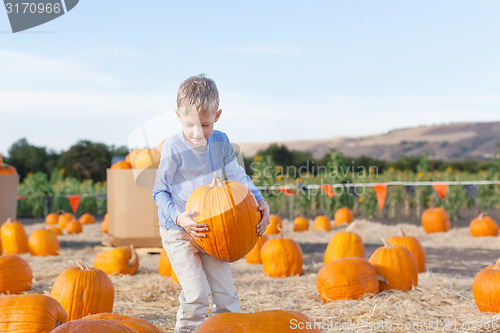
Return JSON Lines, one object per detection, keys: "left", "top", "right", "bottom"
{"left": 152, "top": 130, "right": 264, "bottom": 230}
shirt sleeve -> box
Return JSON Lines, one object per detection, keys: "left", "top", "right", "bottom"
{"left": 222, "top": 138, "right": 265, "bottom": 203}
{"left": 152, "top": 146, "right": 182, "bottom": 223}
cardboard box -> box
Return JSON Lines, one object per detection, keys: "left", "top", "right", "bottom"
{"left": 104, "top": 169, "right": 162, "bottom": 247}
{"left": 0, "top": 174, "right": 19, "bottom": 223}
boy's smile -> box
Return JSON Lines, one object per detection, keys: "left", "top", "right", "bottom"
{"left": 176, "top": 109, "right": 222, "bottom": 149}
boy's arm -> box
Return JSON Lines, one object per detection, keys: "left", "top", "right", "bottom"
{"left": 152, "top": 149, "right": 182, "bottom": 224}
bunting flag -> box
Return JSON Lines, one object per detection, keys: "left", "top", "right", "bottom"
{"left": 277, "top": 187, "right": 296, "bottom": 196}
{"left": 432, "top": 184, "right": 448, "bottom": 200}
{"left": 97, "top": 194, "right": 107, "bottom": 199}
{"left": 67, "top": 194, "right": 81, "bottom": 213}
{"left": 297, "top": 182, "right": 308, "bottom": 192}
{"left": 321, "top": 185, "right": 335, "bottom": 198}
{"left": 464, "top": 184, "right": 479, "bottom": 202}
{"left": 17, "top": 195, "right": 26, "bottom": 200}
{"left": 404, "top": 185, "right": 415, "bottom": 198}
{"left": 373, "top": 184, "right": 387, "bottom": 210}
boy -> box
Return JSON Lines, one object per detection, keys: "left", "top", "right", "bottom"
{"left": 152, "top": 74, "right": 270, "bottom": 332}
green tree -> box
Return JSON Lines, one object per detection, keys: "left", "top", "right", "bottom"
{"left": 7, "top": 138, "right": 54, "bottom": 180}
{"left": 58, "top": 140, "right": 111, "bottom": 182}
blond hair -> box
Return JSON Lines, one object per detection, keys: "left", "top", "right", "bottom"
{"left": 177, "top": 74, "right": 219, "bottom": 115}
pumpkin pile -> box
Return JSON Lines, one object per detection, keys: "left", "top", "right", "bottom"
{"left": 0, "top": 155, "right": 17, "bottom": 175}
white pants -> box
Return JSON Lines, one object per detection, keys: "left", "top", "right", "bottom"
{"left": 159, "top": 227, "right": 240, "bottom": 333}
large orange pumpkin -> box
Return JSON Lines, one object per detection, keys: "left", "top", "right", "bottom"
{"left": 51, "top": 318, "right": 137, "bottom": 333}
{"left": 0, "top": 294, "right": 68, "bottom": 332}
{"left": 245, "top": 235, "right": 269, "bottom": 264}
{"left": 93, "top": 245, "right": 139, "bottom": 275}
{"left": 472, "top": 258, "right": 500, "bottom": 313}
{"left": 196, "top": 309, "right": 320, "bottom": 332}
{"left": 0, "top": 218, "right": 29, "bottom": 254}
{"left": 84, "top": 313, "right": 163, "bottom": 333}
{"left": 50, "top": 259, "right": 115, "bottom": 321}
{"left": 421, "top": 207, "right": 450, "bottom": 233}
{"left": 185, "top": 173, "right": 261, "bottom": 262}
{"left": 313, "top": 215, "right": 331, "bottom": 231}
{"left": 0, "top": 254, "right": 33, "bottom": 294}
{"left": 158, "top": 248, "right": 179, "bottom": 283}
{"left": 28, "top": 229, "right": 60, "bottom": 256}
{"left": 368, "top": 238, "right": 418, "bottom": 291}
{"left": 260, "top": 238, "right": 303, "bottom": 277}
{"left": 324, "top": 222, "right": 365, "bottom": 264}
{"left": 470, "top": 213, "right": 498, "bottom": 237}
{"left": 45, "top": 212, "right": 60, "bottom": 225}
{"left": 293, "top": 216, "right": 309, "bottom": 232}
{"left": 79, "top": 213, "right": 96, "bottom": 225}
{"left": 388, "top": 228, "right": 426, "bottom": 273}
{"left": 334, "top": 207, "right": 353, "bottom": 226}
{"left": 264, "top": 214, "right": 282, "bottom": 234}
{"left": 317, "top": 257, "right": 379, "bottom": 301}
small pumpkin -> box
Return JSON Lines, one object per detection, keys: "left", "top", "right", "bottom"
{"left": 196, "top": 309, "right": 320, "bottom": 333}
{"left": 293, "top": 216, "right": 309, "bottom": 232}
{"left": 102, "top": 214, "right": 109, "bottom": 233}
{"left": 472, "top": 258, "right": 500, "bottom": 313}
{"left": 313, "top": 215, "right": 331, "bottom": 231}
{"left": 0, "top": 294, "right": 68, "bottom": 332}
{"left": 368, "top": 238, "right": 418, "bottom": 291}
{"left": 0, "top": 165, "right": 17, "bottom": 175}
{"left": 93, "top": 245, "right": 139, "bottom": 275}
{"left": 334, "top": 207, "right": 353, "bottom": 226}
{"left": 470, "top": 213, "right": 498, "bottom": 237}
{"left": 50, "top": 259, "right": 115, "bottom": 321}
{"left": 134, "top": 149, "right": 160, "bottom": 169}
{"left": 158, "top": 248, "right": 179, "bottom": 283}
{"left": 261, "top": 237, "right": 303, "bottom": 277}
{"left": 388, "top": 227, "right": 426, "bottom": 273}
{"left": 51, "top": 318, "right": 137, "bottom": 333}
{"left": 0, "top": 218, "right": 29, "bottom": 254}
{"left": 65, "top": 220, "right": 83, "bottom": 234}
{"left": 324, "top": 222, "right": 365, "bottom": 264}
{"left": 28, "top": 229, "right": 60, "bottom": 256}
{"left": 317, "top": 257, "right": 379, "bottom": 301}
{"left": 245, "top": 235, "right": 269, "bottom": 264}
{"left": 421, "top": 207, "right": 450, "bottom": 233}
{"left": 46, "top": 212, "right": 60, "bottom": 225}
{"left": 110, "top": 161, "right": 132, "bottom": 170}
{"left": 264, "top": 214, "right": 282, "bottom": 234}
{"left": 58, "top": 213, "right": 75, "bottom": 229}
{"left": 48, "top": 226, "right": 64, "bottom": 235}
{"left": 84, "top": 313, "right": 163, "bottom": 333}
{"left": 79, "top": 213, "right": 96, "bottom": 225}
{"left": 185, "top": 173, "right": 261, "bottom": 262}
{"left": 0, "top": 254, "right": 33, "bottom": 294}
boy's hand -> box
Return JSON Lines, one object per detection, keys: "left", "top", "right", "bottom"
{"left": 256, "top": 199, "right": 270, "bottom": 236}
{"left": 176, "top": 210, "right": 208, "bottom": 241}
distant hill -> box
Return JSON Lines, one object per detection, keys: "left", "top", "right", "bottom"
{"left": 237, "top": 121, "right": 500, "bottom": 161}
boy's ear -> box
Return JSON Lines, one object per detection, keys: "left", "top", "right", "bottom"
{"left": 175, "top": 110, "right": 181, "bottom": 120}
{"left": 214, "top": 109, "right": 222, "bottom": 122}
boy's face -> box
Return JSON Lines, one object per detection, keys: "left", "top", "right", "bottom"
{"left": 176, "top": 109, "right": 222, "bottom": 148}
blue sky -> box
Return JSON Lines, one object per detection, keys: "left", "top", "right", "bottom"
{"left": 1, "top": 0, "right": 499, "bottom": 155}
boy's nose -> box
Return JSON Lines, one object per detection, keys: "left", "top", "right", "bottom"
{"left": 193, "top": 125, "right": 204, "bottom": 137}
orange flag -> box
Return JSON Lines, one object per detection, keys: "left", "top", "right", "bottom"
{"left": 277, "top": 187, "right": 296, "bottom": 196}
{"left": 321, "top": 185, "right": 335, "bottom": 198}
{"left": 432, "top": 184, "right": 448, "bottom": 200}
{"left": 67, "top": 194, "right": 81, "bottom": 213}
{"left": 373, "top": 184, "right": 387, "bottom": 210}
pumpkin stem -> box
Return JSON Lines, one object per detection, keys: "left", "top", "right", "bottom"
{"left": 376, "top": 273, "right": 388, "bottom": 284}
{"left": 6, "top": 217, "right": 11, "bottom": 223}
{"left": 380, "top": 237, "right": 393, "bottom": 249}
{"left": 278, "top": 223, "right": 283, "bottom": 239}
{"left": 76, "top": 259, "right": 90, "bottom": 270}
{"left": 128, "top": 245, "right": 138, "bottom": 267}
{"left": 478, "top": 212, "right": 485, "bottom": 220}
{"left": 397, "top": 227, "right": 406, "bottom": 237}
{"left": 493, "top": 258, "right": 500, "bottom": 271}
{"left": 345, "top": 221, "right": 356, "bottom": 233}
{"left": 209, "top": 173, "right": 225, "bottom": 187}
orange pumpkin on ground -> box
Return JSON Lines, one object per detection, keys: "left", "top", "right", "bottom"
{"left": 0, "top": 294, "right": 68, "bottom": 332}
{"left": 472, "top": 258, "right": 500, "bottom": 313}
{"left": 28, "top": 229, "right": 60, "bottom": 256}
{"left": 293, "top": 216, "right": 309, "bottom": 232}
{"left": 110, "top": 161, "right": 132, "bottom": 170}
{"left": 334, "top": 207, "right": 353, "bottom": 226}
{"left": 264, "top": 214, "right": 282, "bottom": 234}
{"left": 84, "top": 313, "right": 163, "bottom": 333}
{"left": 79, "top": 213, "right": 95, "bottom": 225}
{"left": 65, "top": 220, "right": 83, "bottom": 234}
{"left": 50, "top": 259, "right": 115, "bottom": 321}
{"left": 93, "top": 245, "right": 139, "bottom": 276}
{"left": 158, "top": 248, "right": 179, "bottom": 283}
{"left": 0, "top": 254, "right": 33, "bottom": 294}
{"left": 185, "top": 173, "right": 261, "bottom": 262}
{"left": 0, "top": 218, "right": 29, "bottom": 254}
{"left": 388, "top": 227, "right": 426, "bottom": 273}
{"left": 51, "top": 318, "right": 137, "bottom": 333}
{"left": 421, "top": 207, "right": 450, "bottom": 233}
{"left": 58, "top": 213, "right": 75, "bottom": 229}
{"left": 313, "top": 215, "right": 331, "bottom": 231}
{"left": 324, "top": 222, "right": 365, "bottom": 264}
{"left": 369, "top": 238, "right": 418, "bottom": 291}
{"left": 102, "top": 214, "right": 109, "bottom": 233}
{"left": 48, "top": 226, "right": 64, "bottom": 235}
{"left": 470, "top": 213, "right": 498, "bottom": 237}
{"left": 245, "top": 235, "right": 269, "bottom": 264}
{"left": 45, "top": 212, "right": 59, "bottom": 225}
{"left": 261, "top": 237, "right": 303, "bottom": 277}
{"left": 196, "top": 309, "right": 320, "bottom": 332}
{"left": 317, "top": 257, "right": 379, "bottom": 301}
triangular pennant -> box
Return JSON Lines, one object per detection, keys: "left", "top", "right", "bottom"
{"left": 432, "top": 184, "right": 448, "bottom": 200}
{"left": 404, "top": 185, "right": 415, "bottom": 198}
{"left": 297, "top": 182, "right": 308, "bottom": 192}
{"left": 373, "top": 184, "right": 387, "bottom": 210}
{"left": 321, "top": 185, "right": 335, "bottom": 198}
{"left": 277, "top": 187, "right": 296, "bottom": 196}
{"left": 464, "top": 184, "right": 479, "bottom": 202}
{"left": 67, "top": 194, "right": 81, "bottom": 213}
{"left": 17, "top": 195, "right": 26, "bottom": 200}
